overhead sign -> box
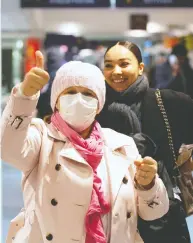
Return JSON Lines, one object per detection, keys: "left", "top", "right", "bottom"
{"left": 21, "top": 0, "right": 110, "bottom": 8}
{"left": 116, "top": 0, "right": 193, "bottom": 7}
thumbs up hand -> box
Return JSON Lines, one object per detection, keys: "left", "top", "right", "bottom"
{"left": 21, "top": 51, "right": 50, "bottom": 97}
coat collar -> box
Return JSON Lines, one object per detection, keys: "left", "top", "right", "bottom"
{"left": 46, "top": 123, "right": 135, "bottom": 163}
{"left": 46, "top": 124, "right": 133, "bottom": 150}
{"left": 46, "top": 123, "right": 89, "bottom": 165}
{"left": 102, "top": 128, "right": 133, "bottom": 151}
{"left": 46, "top": 123, "right": 68, "bottom": 142}
{"left": 46, "top": 125, "right": 134, "bottom": 164}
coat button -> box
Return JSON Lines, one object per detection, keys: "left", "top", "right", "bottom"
{"left": 127, "top": 212, "right": 132, "bottom": 218}
{"left": 51, "top": 198, "right": 58, "bottom": 206}
{"left": 122, "top": 176, "right": 128, "bottom": 184}
{"left": 46, "top": 234, "right": 53, "bottom": 241}
{"left": 55, "top": 164, "right": 61, "bottom": 171}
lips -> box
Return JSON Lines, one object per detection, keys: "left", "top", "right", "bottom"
{"left": 112, "top": 78, "right": 127, "bottom": 83}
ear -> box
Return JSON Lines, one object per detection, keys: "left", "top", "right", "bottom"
{"left": 55, "top": 99, "right": 60, "bottom": 111}
{"left": 138, "top": 62, "right": 145, "bottom": 76}
{"left": 96, "top": 108, "right": 100, "bottom": 115}
{"left": 96, "top": 101, "right": 101, "bottom": 114}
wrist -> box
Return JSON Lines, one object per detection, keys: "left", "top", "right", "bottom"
{"left": 13, "top": 84, "right": 40, "bottom": 100}
{"left": 19, "top": 84, "right": 26, "bottom": 96}
{"left": 134, "top": 176, "right": 156, "bottom": 191}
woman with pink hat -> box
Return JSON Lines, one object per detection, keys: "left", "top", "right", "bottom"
{"left": 1, "top": 51, "right": 169, "bottom": 243}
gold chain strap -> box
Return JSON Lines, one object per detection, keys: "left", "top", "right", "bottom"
{"left": 155, "top": 89, "right": 177, "bottom": 164}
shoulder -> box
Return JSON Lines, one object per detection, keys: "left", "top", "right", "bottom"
{"left": 102, "top": 128, "right": 140, "bottom": 162}
{"left": 160, "top": 89, "right": 193, "bottom": 108}
{"left": 145, "top": 88, "right": 193, "bottom": 106}
{"left": 102, "top": 128, "right": 137, "bottom": 150}
{"left": 31, "top": 118, "right": 47, "bottom": 134}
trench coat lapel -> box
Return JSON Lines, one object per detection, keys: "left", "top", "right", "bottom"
{"left": 59, "top": 147, "right": 89, "bottom": 166}
{"left": 47, "top": 123, "right": 89, "bottom": 166}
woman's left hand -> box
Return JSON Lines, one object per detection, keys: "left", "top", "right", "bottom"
{"left": 134, "top": 157, "right": 158, "bottom": 186}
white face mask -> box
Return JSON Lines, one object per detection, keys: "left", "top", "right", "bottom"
{"left": 58, "top": 93, "right": 98, "bottom": 132}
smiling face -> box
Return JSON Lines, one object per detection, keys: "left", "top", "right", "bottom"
{"left": 103, "top": 44, "right": 144, "bottom": 92}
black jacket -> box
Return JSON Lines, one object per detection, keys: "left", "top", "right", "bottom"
{"left": 97, "top": 88, "right": 193, "bottom": 243}
{"left": 98, "top": 88, "right": 193, "bottom": 175}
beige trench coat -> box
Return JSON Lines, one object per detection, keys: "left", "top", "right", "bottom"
{"left": 0, "top": 87, "right": 169, "bottom": 243}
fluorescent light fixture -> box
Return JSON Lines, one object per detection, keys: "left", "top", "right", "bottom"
{"left": 147, "top": 22, "right": 168, "bottom": 34}
{"left": 58, "top": 22, "right": 83, "bottom": 36}
{"left": 124, "top": 29, "right": 150, "bottom": 38}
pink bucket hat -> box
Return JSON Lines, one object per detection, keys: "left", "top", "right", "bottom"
{"left": 50, "top": 61, "right": 106, "bottom": 112}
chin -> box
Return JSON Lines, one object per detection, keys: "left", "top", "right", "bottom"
{"left": 114, "top": 87, "right": 126, "bottom": 92}
{"left": 113, "top": 83, "right": 130, "bottom": 92}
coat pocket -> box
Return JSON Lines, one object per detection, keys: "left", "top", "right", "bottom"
{"left": 70, "top": 204, "right": 85, "bottom": 241}
{"left": 6, "top": 208, "right": 25, "bottom": 243}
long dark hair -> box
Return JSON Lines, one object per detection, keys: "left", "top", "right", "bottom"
{"left": 104, "top": 41, "right": 143, "bottom": 64}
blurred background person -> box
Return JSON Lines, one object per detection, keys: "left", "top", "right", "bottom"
{"left": 167, "top": 43, "right": 193, "bottom": 98}
{"left": 148, "top": 52, "right": 171, "bottom": 89}
{"left": 149, "top": 43, "right": 193, "bottom": 99}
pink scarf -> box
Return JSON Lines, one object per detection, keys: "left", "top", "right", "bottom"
{"left": 51, "top": 112, "right": 110, "bottom": 243}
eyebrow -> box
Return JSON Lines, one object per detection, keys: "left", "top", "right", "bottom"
{"left": 104, "top": 58, "right": 131, "bottom": 63}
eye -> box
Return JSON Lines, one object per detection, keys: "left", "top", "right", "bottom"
{"left": 104, "top": 63, "right": 113, "bottom": 69}
{"left": 67, "top": 90, "right": 77, "bottom": 95}
{"left": 83, "top": 91, "right": 94, "bottom": 97}
{"left": 120, "top": 62, "right": 129, "bottom": 67}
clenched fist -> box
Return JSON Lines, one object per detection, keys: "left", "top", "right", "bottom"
{"left": 134, "top": 157, "right": 158, "bottom": 187}
{"left": 21, "top": 51, "right": 50, "bottom": 96}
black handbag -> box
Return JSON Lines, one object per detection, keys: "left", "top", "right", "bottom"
{"left": 155, "top": 89, "right": 193, "bottom": 216}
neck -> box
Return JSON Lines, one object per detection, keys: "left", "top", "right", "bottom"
{"left": 79, "top": 124, "right": 93, "bottom": 139}
{"left": 106, "top": 75, "right": 148, "bottom": 105}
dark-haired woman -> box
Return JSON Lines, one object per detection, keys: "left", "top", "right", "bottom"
{"left": 97, "top": 41, "right": 193, "bottom": 243}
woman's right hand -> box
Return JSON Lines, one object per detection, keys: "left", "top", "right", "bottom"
{"left": 21, "top": 51, "right": 50, "bottom": 97}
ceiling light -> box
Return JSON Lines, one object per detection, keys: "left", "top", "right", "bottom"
{"left": 147, "top": 22, "right": 168, "bottom": 34}
{"left": 58, "top": 22, "right": 83, "bottom": 36}
{"left": 124, "top": 30, "right": 150, "bottom": 38}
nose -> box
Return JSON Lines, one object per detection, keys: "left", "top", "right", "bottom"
{"left": 112, "top": 65, "right": 122, "bottom": 75}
